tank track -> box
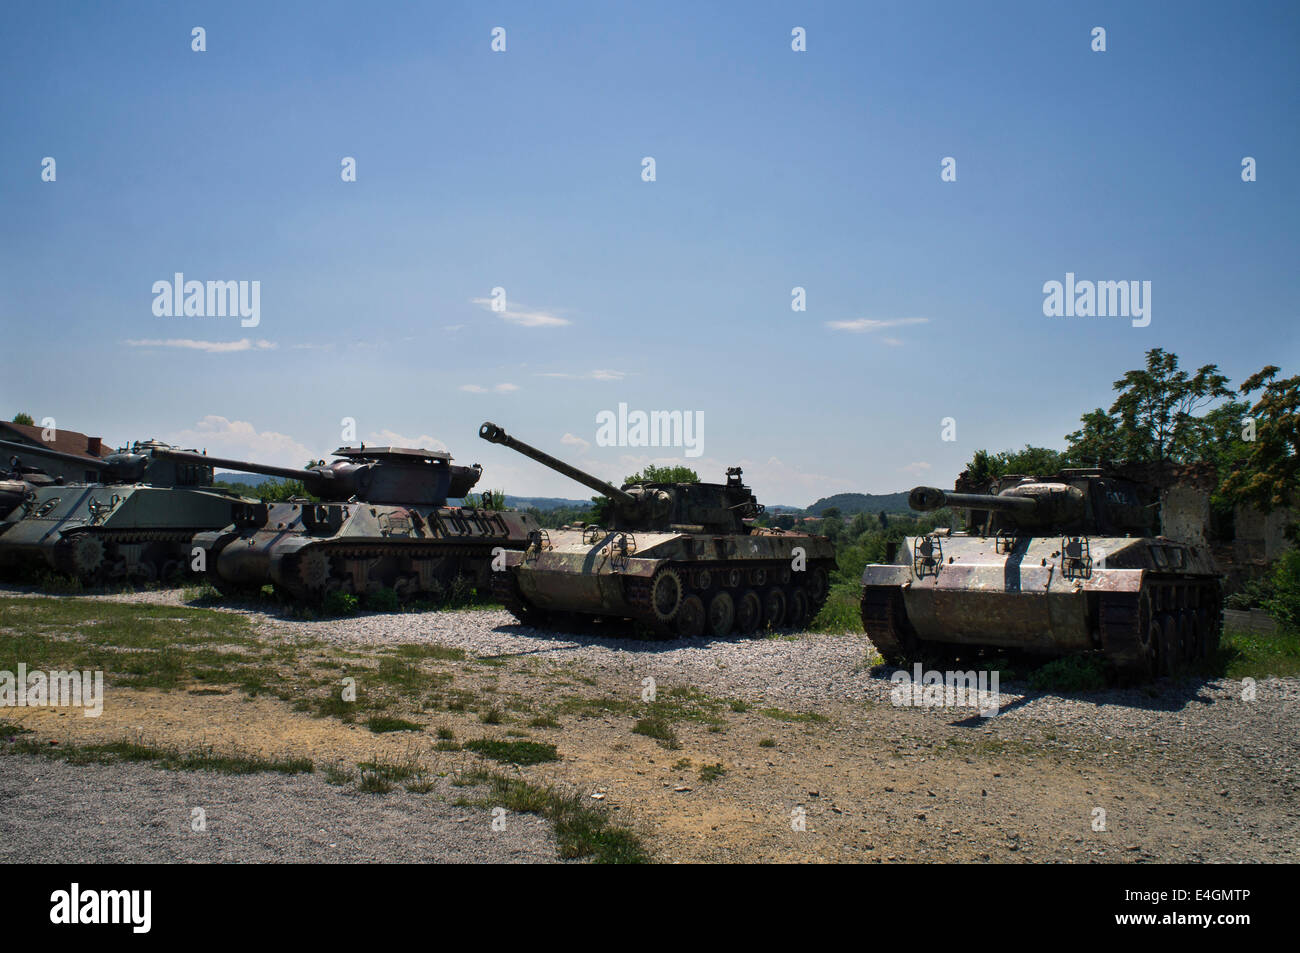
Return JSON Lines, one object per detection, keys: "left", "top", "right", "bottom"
{"left": 862, "top": 576, "right": 1222, "bottom": 679}
{"left": 498, "top": 558, "right": 834, "bottom": 638}
{"left": 53, "top": 528, "right": 204, "bottom": 583}
{"left": 1099, "top": 577, "right": 1222, "bottom": 678}
{"left": 860, "top": 585, "right": 920, "bottom": 664}
{"left": 272, "top": 539, "right": 512, "bottom": 603}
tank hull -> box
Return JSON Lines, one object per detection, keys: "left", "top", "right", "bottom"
{"left": 861, "top": 533, "right": 1222, "bottom": 677}
{"left": 496, "top": 527, "right": 837, "bottom": 637}
{"left": 190, "top": 500, "right": 541, "bottom": 602}
{"left": 0, "top": 483, "right": 246, "bottom": 582}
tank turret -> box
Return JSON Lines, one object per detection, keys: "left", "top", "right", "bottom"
{"left": 478, "top": 421, "right": 761, "bottom": 532}
{"left": 909, "top": 469, "right": 1158, "bottom": 536}
{"left": 153, "top": 446, "right": 482, "bottom": 507}
{"left": 0, "top": 438, "right": 213, "bottom": 487}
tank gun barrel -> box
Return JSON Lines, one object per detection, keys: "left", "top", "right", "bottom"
{"left": 151, "top": 448, "right": 331, "bottom": 485}
{"left": 479, "top": 422, "right": 636, "bottom": 506}
{"left": 909, "top": 486, "right": 1039, "bottom": 515}
{"left": 0, "top": 439, "right": 110, "bottom": 470}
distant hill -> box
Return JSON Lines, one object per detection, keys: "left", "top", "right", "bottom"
{"left": 805, "top": 491, "right": 915, "bottom": 516}
{"left": 214, "top": 471, "right": 286, "bottom": 487}
{"left": 503, "top": 496, "right": 592, "bottom": 512}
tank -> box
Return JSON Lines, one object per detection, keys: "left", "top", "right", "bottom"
{"left": 152, "top": 444, "right": 542, "bottom": 602}
{"left": 0, "top": 438, "right": 251, "bottom": 583}
{"left": 859, "top": 468, "right": 1224, "bottom": 678}
{"left": 478, "top": 422, "right": 837, "bottom": 637}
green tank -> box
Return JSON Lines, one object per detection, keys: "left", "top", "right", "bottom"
{"left": 152, "top": 445, "right": 542, "bottom": 603}
{"left": 860, "top": 468, "right": 1224, "bottom": 678}
{"left": 478, "top": 422, "right": 837, "bottom": 637}
{"left": 0, "top": 438, "right": 250, "bottom": 583}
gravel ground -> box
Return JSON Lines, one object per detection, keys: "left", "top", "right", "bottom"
{"left": 0, "top": 754, "right": 557, "bottom": 863}
{"left": 8, "top": 584, "right": 1297, "bottom": 759}
{"left": 4, "top": 584, "right": 1297, "bottom": 862}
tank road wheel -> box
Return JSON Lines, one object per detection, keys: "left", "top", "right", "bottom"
{"left": 807, "top": 566, "right": 830, "bottom": 608}
{"left": 69, "top": 535, "right": 106, "bottom": 580}
{"left": 789, "top": 588, "right": 811, "bottom": 630}
{"left": 298, "top": 549, "right": 333, "bottom": 592}
{"left": 763, "top": 587, "right": 788, "bottom": 630}
{"left": 650, "top": 568, "right": 684, "bottom": 623}
{"left": 736, "top": 590, "right": 762, "bottom": 635}
{"left": 706, "top": 591, "right": 735, "bottom": 637}
{"left": 1158, "top": 613, "right": 1180, "bottom": 677}
{"left": 674, "top": 595, "right": 706, "bottom": 639}
{"left": 1179, "top": 610, "right": 1197, "bottom": 664}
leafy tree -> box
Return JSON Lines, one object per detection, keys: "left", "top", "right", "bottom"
{"left": 589, "top": 464, "right": 701, "bottom": 525}
{"left": 11, "top": 412, "right": 34, "bottom": 426}
{"left": 1066, "top": 348, "right": 1233, "bottom": 464}
{"left": 1219, "top": 366, "right": 1300, "bottom": 517}
{"left": 964, "top": 446, "right": 1066, "bottom": 486}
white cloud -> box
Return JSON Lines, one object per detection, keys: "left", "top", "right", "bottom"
{"left": 126, "top": 338, "right": 276, "bottom": 353}
{"left": 539, "top": 369, "right": 626, "bottom": 381}
{"left": 471, "top": 297, "right": 571, "bottom": 328}
{"left": 364, "top": 429, "right": 448, "bottom": 452}
{"left": 901, "top": 461, "right": 933, "bottom": 476}
{"left": 561, "top": 432, "right": 591, "bottom": 450}
{"left": 167, "top": 416, "right": 316, "bottom": 470}
{"left": 461, "top": 383, "right": 519, "bottom": 393}
{"left": 825, "top": 317, "right": 929, "bottom": 333}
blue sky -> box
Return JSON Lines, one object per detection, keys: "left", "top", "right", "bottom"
{"left": 2, "top": 1, "right": 1296, "bottom": 503}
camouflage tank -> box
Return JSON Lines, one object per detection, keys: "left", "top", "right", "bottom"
{"left": 0, "top": 438, "right": 250, "bottom": 582}
{"left": 860, "top": 468, "right": 1223, "bottom": 678}
{"left": 478, "top": 422, "right": 837, "bottom": 637}
{"left": 153, "top": 444, "right": 541, "bottom": 602}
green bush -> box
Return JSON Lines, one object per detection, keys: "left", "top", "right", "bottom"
{"left": 1263, "top": 548, "right": 1300, "bottom": 632}
{"left": 322, "top": 590, "right": 359, "bottom": 616}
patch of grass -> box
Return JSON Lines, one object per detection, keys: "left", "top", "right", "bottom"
{"left": 809, "top": 583, "right": 861, "bottom": 633}
{"left": 632, "top": 716, "right": 680, "bottom": 750}
{"left": 728, "top": 698, "right": 751, "bottom": 713}
{"left": 357, "top": 770, "right": 393, "bottom": 793}
{"left": 1218, "top": 627, "right": 1300, "bottom": 680}
{"left": 463, "top": 739, "right": 559, "bottom": 765}
{"left": 527, "top": 713, "right": 560, "bottom": 728}
{"left": 435, "top": 725, "right": 456, "bottom": 740}
{"left": 1, "top": 735, "right": 312, "bottom": 775}
{"left": 392, "top": 643, "right": 465, "bottom": 662}
{"left": 365, "top": 715, "right": 423, "bottom": 733}
{"left": 698, "top": 762, "right": 726, "bottom": 783}
{"left": 465, "top": 770, "right": 647, "bottom": 864}
{"left": 758, "top": 737, "right": 776, "bottom": 748}
{"left": 759, "top": 706, "right": 828, "bottom": 724}
{"left": 322, "top": 590, "right": 359, "bottom": 616}
{"left": 323, "top": 763, "right": 356, "bottom": 785}
{"left": 1027, "top": 655, "right": 1109, "bottom": 693}
{"left": 479, "top": 707, "right": 503, "bottom": 725}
